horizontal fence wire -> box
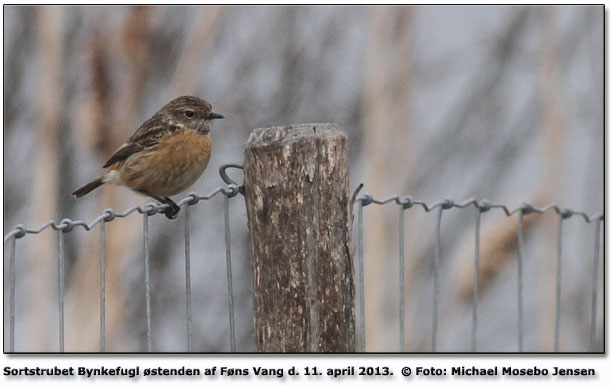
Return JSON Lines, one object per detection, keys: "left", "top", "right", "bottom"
{"left": 4, "top": 184, "right": 242, "bottom": 353}
{"left": 354, "top": 193, "right": 603, "bottom": 353}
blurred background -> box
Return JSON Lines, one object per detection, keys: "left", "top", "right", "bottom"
{"left": 3, "top": 5, "right": 603, "bottom": 352}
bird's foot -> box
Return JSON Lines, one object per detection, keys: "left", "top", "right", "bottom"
{"left": 161, "top": 199, "right": 180, "bottom": 220}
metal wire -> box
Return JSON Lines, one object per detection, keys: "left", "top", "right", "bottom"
{"left": 9, "top": 235, "right": 16, "bottom": 352}
{"left": 4, "top": 185, "right": 240, "bottom": 353}
{"left": 398, "top": 208, "right": 405, "bottom": 352}
{"left": 590, "top": 217, "right": 602, "bottom": 352}
{"left": 472, "top": 209, "right": 482, "bottom": 352}
{"left": 354, "top": 195, "right": 603, "bottom": 222}
{"left": 357, "top": 200, "right": 366, "bottom": 352}
{"left": 355, "top": 194, "right": 602, "bottom": 353}
{"left": 143, "top": 212, "right": 152, "bottom": 352}
{"left": 4, "top": 184, "right": 242, "bottom": 353}
{"left": 3, "top": 186, "right": 239, "bottom": 242}
{"left": 184, "top": 204, "right": 193, "bottom": 352}
{"left": 57, "top": 229, "right": 65, "bottom": 352}
{"left": 554, "top": 216, "right": 564, "bottom": 352}
{"left": 516, "top": 211, "right": 525, "bottom": 352}
{"left": 224, "top": 194, "right": 237, "bottom": 352}
{"left": 432, "top": 206, "right": 443, "bottom": 352}
{"left": 100, "top": 220, "right": 106, "bottom": 352}
{"left": 3, "top": 187, "right": 603, "bottom": 353}
{"left": 7, "top": 193, "right": 598, "bottom": 242}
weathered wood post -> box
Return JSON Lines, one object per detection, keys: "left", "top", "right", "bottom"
{"left": 243, "top": 123, "right": 355, "bottom": 352}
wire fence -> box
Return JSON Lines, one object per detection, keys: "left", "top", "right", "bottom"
{"left": 3, "top": 166, "right": 604, "bottom": 353}
{"left": 4, "top": 180, "right": 242, "bottom": 353}
{"left": 354, "top": 194, "right": 604, "bottom": 353}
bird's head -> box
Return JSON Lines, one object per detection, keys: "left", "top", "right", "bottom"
{"left": 161, "top": 96, "right": 224, "bottom": 135}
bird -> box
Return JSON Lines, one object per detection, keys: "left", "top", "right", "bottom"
{"left": 72, "top": 96, "right": 224, "bottom": 219}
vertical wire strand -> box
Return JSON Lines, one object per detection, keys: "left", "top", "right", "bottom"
{"left": 143, "top": 213, "right": 152, "bottom": 352}
{"left": 9, "top": 236, "right": 16, "bottom": 352}
{"left": 398, "top": 208, "right": 405, "bottom": 352}
{"left": 554, "top": 216, "right": 563, "bottom": 352}
{"left": 432, "top": 206, "right": 442, "bottom": 352}
{"left": 472, "top": 210, "right": 481, "bottom": 352}
{"left": 358, "top": 201, "right": 365, "bottom": 352}
{"left": 184, "top": 205, "right": 192, "bottom": 352}
{"left": 589, "top": 218, "right": 601, "bottom": 352}
{"left": 516, "top": 212, "right": 525, "bottom": 352}
{"left": 100, "top": 220, "right": 106, "bottom": 352}
{"left": 58, "top": 230, "right": 65, "bottom": 352}
{"left": 224, "top": 195, "right": 236, "bottom": 352}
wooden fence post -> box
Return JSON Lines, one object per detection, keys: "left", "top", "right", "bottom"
{"left": 243, "top": 123, "right": 355, "bottom": 352}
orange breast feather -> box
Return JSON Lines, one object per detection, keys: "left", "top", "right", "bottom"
{"left": 120, "top": 131, "right": 212, "bottom": 196}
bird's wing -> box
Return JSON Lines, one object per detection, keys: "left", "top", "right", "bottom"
{"left": 128, "top": 125, "right": 174, "bottom": 146}
{"left": 102, "top": 115, "right": 182, "bottom": 168}
{"left": 102, "top": 127, "right": 166, "bottom": 168}
{"left": 127, "top": 114, "right": 166, "bottom": 143}
{"left": 102, "top": 142, "right": 146, "bottom": 168}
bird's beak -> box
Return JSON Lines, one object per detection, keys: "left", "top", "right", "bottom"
{"left": 209, "top": 112, "right": 225, "bottom": 120}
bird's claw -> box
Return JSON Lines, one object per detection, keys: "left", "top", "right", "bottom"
{"left": 162, "top": 203, "right": 180, "bottom": 219}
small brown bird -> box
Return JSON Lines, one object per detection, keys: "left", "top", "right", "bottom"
{"left": 72, "top": 96, "right": 224, "bottom": 219}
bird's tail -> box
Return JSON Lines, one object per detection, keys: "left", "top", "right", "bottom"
{"left": 72, "top": 177, "right": 104, "bottom": 198}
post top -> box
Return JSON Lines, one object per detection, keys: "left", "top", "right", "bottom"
{"left": 246, "top": 123, "right": 345, "bottom": 147}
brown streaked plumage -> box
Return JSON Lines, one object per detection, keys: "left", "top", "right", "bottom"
{"left": 72, "top": 96, "right": 224, "bottom": 219}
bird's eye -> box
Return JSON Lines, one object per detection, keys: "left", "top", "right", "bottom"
{"left": 184, "top": 110, "right": 195, "bottom": 119}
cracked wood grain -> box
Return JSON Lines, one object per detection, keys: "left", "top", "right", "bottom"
{"left": 244, "top": 123, "right": 355, "bottom": 352}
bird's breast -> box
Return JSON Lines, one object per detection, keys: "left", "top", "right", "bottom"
{"left": 158, "top": 131, "right": 212, "bottom": 173}
{"left": 120, "top": 131, "right": 212, "bottom": 196}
